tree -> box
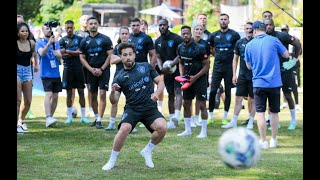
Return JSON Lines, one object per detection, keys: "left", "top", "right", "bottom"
{"left": 17, "top": 0, "right": 42, "bottom": 22}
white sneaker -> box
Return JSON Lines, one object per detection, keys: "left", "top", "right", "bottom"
{"left": 269, "top": 138, "right": 278, "bottom": 148}
{"left": 46, "top": 117, "right": 58, "bottom": 127}
{"left": 88, "top": 109, "right": 95, "bottom": 117}
{"left": 18, "top": 120, "right": 28, "bottom": 131}
{"left": 172, "top": 116, "right": 179, "bottom": 127}
{"left": 190, "top": 119, "right": 197, "bottom": 128}
{"left": 167, "top": 121, "right": 176, "bottom": 129}
{"left": 17, "top": 125, "right": 25, "bottom": 134}
{"left": 280, "top": 103, "right": 288, "bottom": 109}
{"left": 295, "top": 104, "right": 302, "bottom": 111}
{"left": 177, "top": 130, "right": 191, "bottom": 136}
{"left": 196, "top": 133, "right": 207, "bottom": 138}
{"left": 140, "top": 149, "right": 154, "bottom": 168}
{"left": 246, "top": 123, "right": 253, "bottom": 129}
{"left": 102, "top": 160, "right": 116, "bottom": 170}
{"left": 259, "top": 140, "right": 269, "bottom": 149}
{"left": 221, "top": 122, "right": 237, "bottom": 129}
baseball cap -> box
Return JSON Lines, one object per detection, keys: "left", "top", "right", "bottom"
{"left": 281, "top": 24, "right": 289, "bottom": 30}
{"left": 252, "top": 21, "right": 266, "bottom": 30}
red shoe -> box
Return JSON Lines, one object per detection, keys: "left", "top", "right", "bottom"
{"left": 175, "top": 76, "right": 190, "bottom": 83}
{"left": 181, "top": 82, "right": 191, "bottom": 91}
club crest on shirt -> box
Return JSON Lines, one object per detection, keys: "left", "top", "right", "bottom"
{"left": 138, "top": 37, "right": 143, "bottom": 43}
{"left": 168, "top": 40, "right": 174, "bottom": 47}
{"left": 96, "top": 38, "right": 102, "bottom": 45}
{"left": 137, "top": 66, "right": 145, "bottom": 73}
{"left": 226, "top": 34, "right": 232, "bottom": 41}
{"left": 144, "top": 76, "right": 150, "bottom": 83}
{"left": 73, "top": 38, "right": 79, "bottom": 45}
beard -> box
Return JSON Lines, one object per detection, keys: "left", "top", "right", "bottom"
{"left": 124, "top": 60, "right": 135, "bottom": 69}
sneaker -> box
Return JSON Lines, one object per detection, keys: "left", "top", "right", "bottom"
{"left": 280, "top": 103, "right": 288, "bottom": 109}
{"left": 246, "top": 123, "right": 254, "bottom": 129}
{"left": 26, "top": 110, "right": 36, "bottom": 119}
{"left": 46, "top": 117, "right": 57, "bottom": 127}
{"left": 259, "top": 140, "right": 269, "bottom": 149}
{"left": 222, "top": 119, "right": 229, "bottom": 125}
{"left": 221, "top": 122, "right": 236, "bottom": 129}
{"left": 196, "top": 133, "right": 207, "bottom": 138}
{"left": 266, "top": 119, "right": 270, "bottom": 127}
{"left": 190, "top": 119, "right": 197, "bottom": 128}
{"left": 140, "top": 149, "right": 154, "bottom": 168}
{"left": 21, "top": 122, "right": 28, "bottom": 131}
{"left": 131, "top": 128, "right": 138, "bottom": 133}
{"left": 172, "top": 116, "right": 179, "bottom": 126}
{"left": 102, "top": 160, "right": 116, "bottom": 171}
{"left": 194, "top": 118, "right": 202, "bottom": 126}
{"left": 80, "top": 117, "right": 92, "bottom": 125}
{"left": 295, "top": 104, "right": 302, "bottom": 111}
{"left": 105, "top": 123, "right": 116, "bottom": 130}
{"left": 167, "top": 121, "right": 176, "bottom": 129}
{"left": 269, "top": 138, "right": 278, "bottom": 148}
{"left": 17, "top": 125, "right": 25, "bottom": 134}
{"left": 65, "top": 118, "right": 73, "bottom": 124}
{"left": 207, "top": 118, "right": 214, "bottom": 125}
{"left": 241, "top": 119, "right": 254, "bottom": 125}
{"left": 287, "top": 122, "right": 297, "bottom": 130}
{"left": 87, "top": 108, "right": 95, "bottom": 117}
{"left": 95, "top": 121, "right": 104, "bottom": 129}
{"left": 90, "top": 120, "right": 97, "bottom": 126}
{"left": 177, "top": 130, "right": 191, "bottom": 136}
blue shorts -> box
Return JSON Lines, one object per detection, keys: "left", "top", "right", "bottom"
{"left": 17, "top": 64, "right": 33, "bottom": 82}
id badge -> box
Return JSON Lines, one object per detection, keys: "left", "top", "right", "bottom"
{"left": 50, "top": 59, "right": 57, "bottom": 68}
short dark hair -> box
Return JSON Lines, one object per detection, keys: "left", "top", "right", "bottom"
{"left": 262, "top": 10, "right": 273, "bottom": 16}
{"left": 65, "top": 20, "right": 74, "bottom": 25}
{"left": 181, "top": 25, "right": 191, "bottom": 31}
{"left": 118, "top": 42, "right": 136, "bottom": 55}
{"left": 131, "top": 18, "right": 140, "bottom": 23}
{"left": 220, "top": 13, "right": 229, "bottom": 19}
{"left": 88, "top": 16, "right": 98, "bottom": 23}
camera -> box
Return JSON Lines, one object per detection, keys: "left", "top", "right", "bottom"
{"left": 44, "top": 20, "right": 60, "bottom": 28}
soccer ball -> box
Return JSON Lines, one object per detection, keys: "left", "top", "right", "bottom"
{"left": 72, "top": 107, "right": 78, "bottom": 118}
{"left": 218, "top": 127, "right": 261, "bottom": 169}
{"left": 163, "top": 60, "right": 177, "bottom": 74}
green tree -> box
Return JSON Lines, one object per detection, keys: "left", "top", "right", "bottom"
{"left": 17, "top": 0, "right": 42, "bottom": 22}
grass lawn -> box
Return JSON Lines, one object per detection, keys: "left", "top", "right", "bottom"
{"left": 17, "top": 91, "right": 303, "bottom": 180}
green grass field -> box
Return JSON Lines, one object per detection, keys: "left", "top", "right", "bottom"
{"left": 17, "top": 92, "right": 303, "bottom": 180}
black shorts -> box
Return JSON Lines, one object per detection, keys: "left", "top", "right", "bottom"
{"left": 235, "top": 76, "right": 254, "bottom": 98}
{"left": 164, "top": 70, "right": 181, "bottom": 95}
{"left": 183, "top": 75, "right": 208, "bottom": 101}
{"left": 253, "top": 87, "right": 281, "bottom": 113}
{"left": 281, "top": 70, "right": 295, "bottom": 93}
{"left": 62, "top": 69, "right": 85, "bottom": 90}
{"left": 118, "top": 107, "right": 165, "bottom": 133}
{"left": 210, "top": 69, "right": 235, "bottom": 92}
{"left": 87, "top": 68, "right": 110, "bottom": 93}
{"left": 41, "top": 78, "right": 62, "bottom": 93}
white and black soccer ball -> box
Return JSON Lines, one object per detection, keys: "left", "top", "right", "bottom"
{"left": 218, "top": 127, "right": 261, "bottom": 169}
{"left": 71, "top": 107, "right": 78, "bottom": 118}
{"left": 163, "top": 60, "right": 177, "bottom": 74}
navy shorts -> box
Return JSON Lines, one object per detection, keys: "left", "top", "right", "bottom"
{"left": 253, "top": 87, "right": 281, "bottom": 113}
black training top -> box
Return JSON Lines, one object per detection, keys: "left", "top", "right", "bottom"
{"left": 59, "top": 34, "right": 83, "bottom": 70}
{"left": 177, "top": 41, "right": 208, "bottom": 76}
{"left": 155, "top": 31, "right": 183, "bottom": 63}
{"left": 129, "top": 32, "right": 154, "bottom": 62}
{"left": 112, "top": 43, "right": 124, "bottom": 72}
{"left": 208, "top": 29, "right": 240, "bottom": 71}
{"left": 79, "top": 33, "right": 113, "bottom": 68}
{"left": 234, "top": 37, "right": 253, "bottom": 80}
{"left": 113, "top": 62, "right": 159, "bottom": 110}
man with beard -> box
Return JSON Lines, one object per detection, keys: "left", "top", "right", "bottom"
{"left": 102, "top": 42, "right": 167, "bottom": 170}
{"left": 207, "top": 13, "right": 241, "bottom": 125}
{"left": 221, "top": 22, "right": 256, "bottom": 129}
{"left": 128, "top": 18, "right": 156, "bottom": 66}
{"left": 264, "top": 18, "right": 301, "bottom": 130}
{"left": 175, "top": 25, "right": 210, "bottom": 138}
{"left": 79, "top": 16, "right": 113, "bottom": 129}
{"left": 154, "top": 19, "right": 183, "bottom": 128}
